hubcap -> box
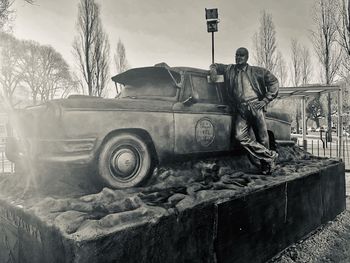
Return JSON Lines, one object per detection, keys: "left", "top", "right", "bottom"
{"left": 111, "top": 148, "right": 139, "bottom": 178}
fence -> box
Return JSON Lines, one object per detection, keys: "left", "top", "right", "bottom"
{"left": 295, "top": 133, "right": 350, "bottom": 170}
{"left": 0, "top": 142, "right": 14, "bottom": 174}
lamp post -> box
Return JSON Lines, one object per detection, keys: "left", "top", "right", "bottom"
{"left": 205, "top": 8, "right": 219, "bottom": 64}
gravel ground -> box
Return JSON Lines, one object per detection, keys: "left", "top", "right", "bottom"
{"left": 269, "top": 172, "right": 350, "bottom": 263}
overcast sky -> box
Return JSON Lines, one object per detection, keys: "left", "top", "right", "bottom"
{"left": 12, "top": 0, "right": 316, "bottom": 73}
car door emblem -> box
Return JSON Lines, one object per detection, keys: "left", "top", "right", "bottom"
{"left": 195, "top": 118, "right": 215, "bottom": 147}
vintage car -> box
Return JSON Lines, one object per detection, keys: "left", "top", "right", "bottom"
{"left": 6, "top": 65, "right": 291, "bottom": 188}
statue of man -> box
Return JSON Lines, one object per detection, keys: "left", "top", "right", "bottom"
{"left": 210, "top": 47, "right": 279, "bottom": 174}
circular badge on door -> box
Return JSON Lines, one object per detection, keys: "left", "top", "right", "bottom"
{"left": 195, "top": 118, "right": 215, "bottom": 147}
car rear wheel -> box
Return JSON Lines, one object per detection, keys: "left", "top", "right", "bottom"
{"left": 98, "top": 133, "right": 152, "bottom": 189}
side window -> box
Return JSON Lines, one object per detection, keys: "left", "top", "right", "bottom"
{"left": 191, "top": 75, "right": 219, "bottom": 103}
{"left": 181, "top": 76, "right": 192, "bottom": 101}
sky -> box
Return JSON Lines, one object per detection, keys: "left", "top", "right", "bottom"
{"left": 11, "top": 0, "right": 316, "bottom": 76}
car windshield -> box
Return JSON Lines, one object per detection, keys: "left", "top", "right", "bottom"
{"left": 119, "top": 79, "right": 177, "bottom": 98}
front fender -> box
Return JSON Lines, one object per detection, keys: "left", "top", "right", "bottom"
{"left": 61, "top": 109, "right": 175, "bottom": 163}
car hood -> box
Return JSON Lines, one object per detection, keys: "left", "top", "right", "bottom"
{"left": 48, "top": 96, "right": 175, "bottom": 112}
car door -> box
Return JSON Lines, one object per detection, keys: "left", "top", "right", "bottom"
{"left": 172, "top": 72, "right": 232, "bottom": 154}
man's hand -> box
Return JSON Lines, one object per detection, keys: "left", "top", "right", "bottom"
{"left": 250, "top": 100, "right": 267, "bottom": 111}
{"left": 209, "top": 64, "right": 218, "bottom": 82}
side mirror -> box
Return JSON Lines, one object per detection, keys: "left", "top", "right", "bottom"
{"left": 182, "top": 90, "right": 199, "bottom": 106}
{"left": 182, "top": 96, "right": 197, "bottom": 106}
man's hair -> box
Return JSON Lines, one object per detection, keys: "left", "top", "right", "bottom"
{"left": 235, "top": 47, "right": 249, "bottom": 58}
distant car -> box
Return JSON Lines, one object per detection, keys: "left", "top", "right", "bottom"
{"left": 6, "top": 65, "right": 292, "bottom": 188}
{"left": 316, "top": 127, "right": 326, "bottom": 132}
{"left": 310, "top": 127, "right": 316, "bottom": 132}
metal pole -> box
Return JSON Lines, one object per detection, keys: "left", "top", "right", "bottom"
{"left": 302, "top": 96, "right": 307, "bottom": 151}
{"left": 338, "top": 88, "right": 343, "bottom": 159}
{"left": 347, "top": 137, "right": 349, "bottom": 168}
{"left": 211, "top": 32, "right": 214, "bottom": 64}
{"left": 336, "top": 139, "right": 338, "bottom": 158}
{"left": 1, "top": 151, "right": 4, "bottom": 173}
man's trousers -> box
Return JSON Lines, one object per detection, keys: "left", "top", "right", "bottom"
{"left": 234, "top": 102, "right": 276, "bottom": 163}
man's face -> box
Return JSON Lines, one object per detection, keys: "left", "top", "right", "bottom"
{"left": 235, "top": 50, "right": 248, "bottom": 65}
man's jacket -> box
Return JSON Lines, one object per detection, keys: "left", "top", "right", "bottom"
{"left": 211, "top": 63, "right": 279, "bottom": 105}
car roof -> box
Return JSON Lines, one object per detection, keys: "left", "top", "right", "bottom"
{"left": 111, "top": 65, "right": 209, "bottom": 84}
{"left": 170, "top": 67, "right": 209, "bottom": 75}
{"left": 111, "top": 66, "right": 181, "bottom": 85}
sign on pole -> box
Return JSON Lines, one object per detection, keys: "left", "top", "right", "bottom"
{"left": 205, "top": 8, "right": 219, "bottom": 64}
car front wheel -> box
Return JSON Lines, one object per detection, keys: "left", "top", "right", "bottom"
{"left": 98, "top": 133, "right": 152, "bottom": 189}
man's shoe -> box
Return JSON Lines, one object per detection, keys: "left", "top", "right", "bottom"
{"left": 261, "top": 161, "right": 271, "bottom": 175}
{"left": 270, "top": 151, "right": 279, "bottom": 171}
{"left": 261, "top": 151, "right": 278, "bottom": 175}
{"left": 271, "top": 151, "right": 279, "bottom": 162}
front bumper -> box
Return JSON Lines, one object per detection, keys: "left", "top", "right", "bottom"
{"left": 5, "top": 137, "right": 97, "bottom": 165}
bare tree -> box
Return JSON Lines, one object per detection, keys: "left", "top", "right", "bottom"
{"left": 253, "top": 10, "right": 278, "bottom": 73}
{"left": 60, "top": 76, "right": 79, "bottom": 98}
{"left": 333, "top": 0, "right": 350, "bottom": 131}
{"left": 306, "top": 97, "right": 325, "bottom": 128}
{"left": 291, "top": 40, "right": 315, "bottom": 130}
{"left": 300, "top": 46, "right": 318, "bottom": 128}
{"left": 38, "top": 45, "right": 75, "bottom": 102}
{"left": 19, "top": 40, "right": 41, "bottom": 104}
{"left": 336, "top": 0, "right": 350, "bottom": 76}
{"left": 311, "top": 0, "right": 343, "bottom": 141}
{"left": 290, "top": 39, "right": 302, "bottom": 87}
{"left": 19, "top": 40, "right": 75, "bottom": 104}
{"left": 92, "top": 24, "right": 110, "bottom": 97}
{"left": 269, "top": 51, "right": 293, "bottom": 118}
{"left": 72, "top": 0, "right": 110, "bottom": 97}
{"left": 68, "top": 71, "right": 85, "bottom": 95}
{"left": 114, "top": 38, "right": 129, "bottom": 93}
{"left": 0, "top": 32, "right": 23, "bottom": 106}
{"left": 300, "top": 46, "right": 313, "bottom": 85}
{"left": 0, "top": 0, "right": 34, "bottom": 31}
{"left": 289, "top": 39, "right": 303, "bottom": 133}
{"left": 275, "top": 51, "right": 288, "bottom": 86}
{"left": 0, "top": 0, "right": 13, "bottom": 30}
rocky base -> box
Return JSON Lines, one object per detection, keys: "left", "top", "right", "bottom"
{"left": 0, "top": 145, "right": 346, "bottom": 263}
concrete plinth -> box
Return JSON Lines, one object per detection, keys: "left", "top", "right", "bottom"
{"left": 0, "top": 161, "right": 345, "bottom": 263}
{"left": 215, "top": 162, "right": 345, "bottom": 263}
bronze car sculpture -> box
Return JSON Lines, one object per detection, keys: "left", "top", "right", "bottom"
{"left": 5, "top": 65, "right": 291, "bottom": 189}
